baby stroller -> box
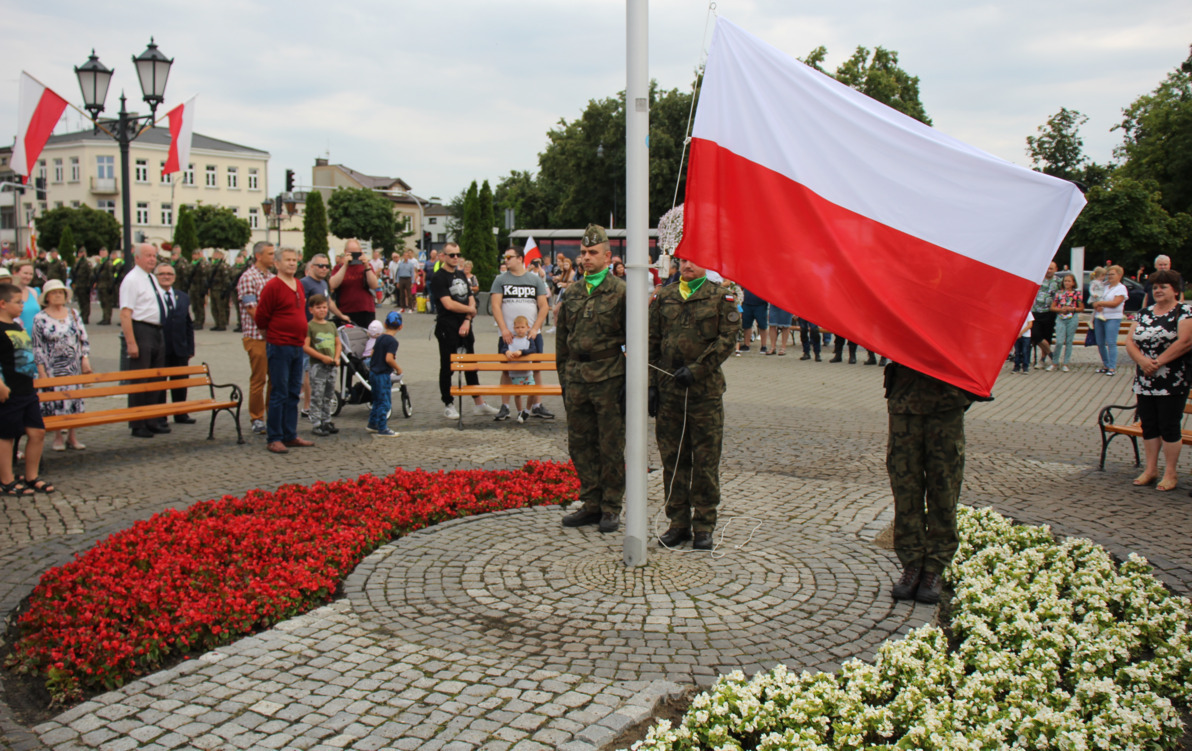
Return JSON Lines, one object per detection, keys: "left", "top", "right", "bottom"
{"left": 331, "top": 323, "right": 412, "bottom": 419}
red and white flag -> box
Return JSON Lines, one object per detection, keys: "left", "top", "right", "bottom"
{"left": 12, "top": 72, "right": 68, "bottom": 180}
{"left": 162, "top": 96, "right": 196, "bottom": 176}
{"left": 523, "top": 236, "right": 541, "bottom": 264}
{"left": 678, "top": 19, "right": 1085, "bottom": 396}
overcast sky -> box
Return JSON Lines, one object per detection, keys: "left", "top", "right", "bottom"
{"left": 4, "top": 0, "right": 1190, "bottom": 206}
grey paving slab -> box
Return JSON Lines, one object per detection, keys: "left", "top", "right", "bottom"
{"left": 2, "top": 307, "right": 1190, "bottom": 751}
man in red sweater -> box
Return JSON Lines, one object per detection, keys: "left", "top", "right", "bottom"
{"left": 254, "top": 247, "right": 312, "bottom": 453}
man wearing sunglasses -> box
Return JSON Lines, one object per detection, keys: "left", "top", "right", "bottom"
{"left": 432, "top": 242, "right": 499, "bottom": 419}
{"left": 300, "top": 254, "right": 344, "bottom": 324}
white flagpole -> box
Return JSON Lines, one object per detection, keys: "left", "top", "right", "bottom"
{"left": 623, "top": 0, "right": 650, "bottom": 568}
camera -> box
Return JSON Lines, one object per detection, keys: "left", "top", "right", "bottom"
{"left": 348, "top": 251, "right": 363, "bottom": 266}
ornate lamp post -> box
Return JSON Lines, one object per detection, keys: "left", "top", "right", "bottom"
{"left": 75, "top": 39, "right": 174, "bottom": 262}
{"left": 260, "top": 193, "right": 298, "bottom": 248}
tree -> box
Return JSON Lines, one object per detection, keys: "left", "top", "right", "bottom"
{"left": 173, "top": 206, "right": 199, "bottom": 260}
{"left": 327, "top": 187, "right": 398, "bottom": 253}
{"left": 803, "top": 45, "right": 932, "bottom": 125}
{"left": 58, "top": 224, "right": 77, "bottom": 266}
{"left": 1067, "top": 175, "right": 1192, "bottom": 271}
{"left": 33, "top": 205, "right": 121, "bottom": 255}
{"left": 189, "top": 204, "right": 251, "bottom": 251}
{"left": 459, "top": 181, "right": 483, "bottom": 258}
{"left": 474, "top": 180, "right": 498, "bottom": 287}
{"left": 1115, "top": 46, "right": 1192, "bottom": 217}
{"left": 494, "top": 170, "right": 549, "bottom": 235}
{"left": 303, "top": 190, "right": 329, "bottom": 261}
{"left": 1026, "top": 108, "right": 1089, "bottom": 181}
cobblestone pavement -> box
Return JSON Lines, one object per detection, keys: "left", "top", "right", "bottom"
{"left": 3, "top": 309, "right": 1190, "bottom": 750}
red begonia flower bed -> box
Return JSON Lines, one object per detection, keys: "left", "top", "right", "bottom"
{"left": 5, "top": 461, "right": 578, "bottom": 703}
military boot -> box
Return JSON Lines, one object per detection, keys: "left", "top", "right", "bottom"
{"left": 562, "top": 508, "right": 602, "bottom": 528}
{"left": 692, "top": 531, "right": 714, "bottom": 550}
{"left": 891, "top": 564, "right": 922, "bottom": 600}
{"left": 916, "top": 570, "right": 943, "bottom": 604}
{"left": 657, "top": 527, "right": 692, "bottom": 547}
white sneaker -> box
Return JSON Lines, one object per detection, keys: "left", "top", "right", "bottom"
{"left": 472, "top": 402, "right": 499, "bottom": 416}
{"left": 517, "top": 410, "right": 530, "bottom": 424}
{"left": 1061, "top": 365, "right": 1070, "bottom": 372}
{"left": 444, "top": 404, "right": 460, "bottom": 420}
{"left": 1045, "top": 364, "right": 1055, "bottom": 372}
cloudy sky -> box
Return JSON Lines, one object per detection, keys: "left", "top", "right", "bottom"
{"left": 4, "top": 0, "right": 1189, "bottom": 205}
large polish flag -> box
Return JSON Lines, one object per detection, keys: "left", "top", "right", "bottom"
{"left": 677, "top": 19, "right": 1085, "bottom": 396}
{"left": 162, "top": 97, "right": 196, "bottom": 176}
{"left": 12, "top": 72, "right": 68, "bottom": 180}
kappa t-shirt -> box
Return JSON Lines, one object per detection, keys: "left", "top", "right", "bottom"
{"left": 0, "top": 321, "right": 37, "bottom": 396}
{"left": 490, "top": 270, "right": 548, "bottom": 330}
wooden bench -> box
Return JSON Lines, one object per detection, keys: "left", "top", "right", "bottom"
{"left": 449, "top": 353, "right": 560, "bottom": 429}
{"left": 35, "top": 364, "right": 244, "bottom": 443}
{"left": 1098, "top": 393, "right": 1192, "bottom": 469}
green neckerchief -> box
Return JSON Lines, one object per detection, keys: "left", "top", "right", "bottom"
{"left": 678, "top": 276, "right": 707, "bottom": 300}
{"left": 585, "top": 267, "right": 609, "bottom": 294}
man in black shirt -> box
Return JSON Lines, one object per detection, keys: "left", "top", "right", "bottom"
{"left": 431, "top": 242, "right": 498, "bottom": 420}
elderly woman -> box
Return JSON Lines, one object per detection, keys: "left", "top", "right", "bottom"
{"left": 1090, "top": 264, "right": 1128, "bottom": 376}
{"left": 1125, "top": 270, "right": 1192, "bottom": 491}
{"left": 33, "top": 279, "right": 92, "bottom": 451}
{"left": 11, "top": 259, "right": 40, "bottom": 333}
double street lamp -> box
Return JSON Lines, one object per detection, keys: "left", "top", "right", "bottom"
{"left": 260, "top": 193, "right": 298, "bottom": 249}
{"left": 74, "top": 39, "right": 174, "bottom": 262}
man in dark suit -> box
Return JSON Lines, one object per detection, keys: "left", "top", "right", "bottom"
{"left": 155, "top": 262, "right": 197, "bottom": 425}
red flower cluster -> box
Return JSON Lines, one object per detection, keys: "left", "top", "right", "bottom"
{"left": 5, "top": 461, "right": 578, "bottom": 703}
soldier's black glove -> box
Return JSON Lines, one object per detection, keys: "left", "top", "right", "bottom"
{"left": 647, "top": 386, "right": 659, "bottom": 418}
{"left": 673, "top": 365, "right": 696, "bottom": 389}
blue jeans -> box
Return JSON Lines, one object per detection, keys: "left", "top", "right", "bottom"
{"left": 1054, "top": 314, "right": 1078, "bottom": 365}
{"left": 266, "top": 343, "right": 304, "bottom": 443}
{"left": 1013, "top": 337, "right": 1030, "bottom": 370}
{"left": 1094, "top": 317, "right": 1122, "bottom": 370}
{"left": 369, "top": 371, "right": 392, "bottom": 431}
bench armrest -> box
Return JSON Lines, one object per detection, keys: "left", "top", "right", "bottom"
{"left": 209, "top": 380, "right": 244, "bottom": 408}
{"left": 1098, "top": 402, "right": 1138, "bottom": 429}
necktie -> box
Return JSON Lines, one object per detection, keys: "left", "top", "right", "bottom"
{"left": 148, "top": 274, "right": 166, "bottom": 324}
{"left": 166, "top": 291, "right": 175, "bottom": 316}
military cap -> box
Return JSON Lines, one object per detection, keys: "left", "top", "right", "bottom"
{"left": 581, "top": 224, "right": 609, "bottom": 247}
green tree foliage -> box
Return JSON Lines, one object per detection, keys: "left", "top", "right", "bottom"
{"left": 493, "top": 170, "right": 548, "bottom": 234}
{"left": 460, "top": 181, "right": 483, "bottom": 258}
{"left": 189, "top": 204, "right": 251, "bottom": 251}
{"left": 1026, "top": 108, "right": 1089, "bottom": 181}
{"left": 303, "top": 190, "right": 329, "bottom": 261}
{"left": 803, "top": 45, "right": 932, "bottom": 125}
{"left": 58, "top": 224, "right": 77, "bottom": 266}
{"left": 327, "top": 187, "right": 398, "bottom": 253}
{"left": 474, "top": 180, "right": 498, "bottom": 286}
{"left": 1115, "top": 46, "right": 1192, "bottom": 217}
{"left": 33, "top": 205, "right": 121, "bottom": 256}
{"left": 173, "top": 206, "right": 199, "bottom": 260}
{"left": 1068, "top": 175, "right": 1192, "bottom": 271}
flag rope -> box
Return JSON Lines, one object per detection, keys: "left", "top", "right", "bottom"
{"left": 671, "top": 1, "right": 718, "bottom": 211}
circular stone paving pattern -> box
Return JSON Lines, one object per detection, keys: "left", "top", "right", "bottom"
{"left": 350, "top": 506, "right": 931, "bottom": 681}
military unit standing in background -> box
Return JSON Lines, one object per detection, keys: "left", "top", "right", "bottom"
{"left": 231, "top": 256, "right": 248, "bottom": 332}
{"left": 172, "top": 249, "right": 191, "bottom": 297}
{"left": 71, "top": 247, "right": 94, "bottom": 324}
{"left": 96, "top": 250, "right": 121, "bottom": 325}
{"left": 208, "top": 249, "right": 233, "bottom": 331}
{"left": 648, "top": 257, "right": 740, "bottom": 550}
{"left": 557, "top": 225, "right": 628, "bottom": 534}
{"left": 45, "top": 249, "right": 68, "bottom": 283}
{"left": 884, "top": 362, "right": 984, "bottom": 604}
{"left": 189, "top": 255, "right": 209, "bottom": 330}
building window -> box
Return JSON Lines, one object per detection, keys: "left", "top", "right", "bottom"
{"left": 230, "top": 207, "right": 239, "bottom": 217}
{"left": 98, "top": 200, "right": 116, "bottom": 216}
{"left": 160, "top": 161, "right": 171, "bottom": 184}
{"left": 135, "top": 159, "right": 149, "bottom": 183}
{"left": 248, "top": 168, "right": 259, "bottom": 190}
{"left": 53, "top": 159, "right": 63, "bottom": 183}
{"left": 70, "top": 157, "right": 80, "bottom": 182}
{"left": 436, "top": 233, "right": 446, "bottom": 243}
{"left": 136, "top": 202, "right": 150, "bottom": 225}
{"left": 54, "top": 201, "right": 64, "bottom": 209}
{"left": 205, "top": 165, "right": 217, "bottom": 188}
{"left": 97, "top": 155, "right": 115, "bottom": 179}
{"left": 183, "top": 164, "right": 195, "bottom": 186}
{"left": 161, "top": 203, "right": 173, "bottom": 226}
{"left": 249, "top": 207, "right": 259, "bottom": 229}
{"left": 227, "top": 166, "right": 238, "bottom": 189}
{"left": 71, "top": 201, "right": 80, "bottom": 209}
{"left": 428, "top": 217, "right": 437, "bottom": 225}
{"left": 37, "top": 160, "right": 46, "bottom": 181}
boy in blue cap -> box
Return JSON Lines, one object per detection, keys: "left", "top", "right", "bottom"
{"left": 368, "top": 311, "right": 403, "bottom": 436}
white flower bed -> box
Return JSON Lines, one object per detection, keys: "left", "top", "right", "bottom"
{"left": 630, "top": 506, "right": 1192, "bottom": 751}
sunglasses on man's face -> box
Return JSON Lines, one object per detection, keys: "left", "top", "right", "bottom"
{"left": 444, "top": 253, "right": 461, "bottom": 258}
{"left": 312, "top": 263, "right": 330, "bottom": 268}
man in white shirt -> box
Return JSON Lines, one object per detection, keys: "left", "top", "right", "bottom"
{"left": 119, "top": 243, "right": 169, "bottom": 438}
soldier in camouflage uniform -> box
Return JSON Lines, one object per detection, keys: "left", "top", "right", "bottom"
{"left": 171, "top": 249, "right": 191, "bottom": 296}
{"left": 71, "top": 247, "right": 94, "bottom": 324}
{"left": 557, "top": 225, "right": 627, "bottom": 534}
{"left": 231, "top": 257, "right": 248, "bottom": 332}
{"left": 189, "top": 255, "right": 209, "bottom": 330}
{"left": 648, "top": 257, "right": 740, "bottom": 550}
{"left": 96, "top": 250, "right": 119, "bottom": 325}
{"left": 885, "top": 362, "right": 985, "bottom": 604}
{"left": 208, "top": 249, "right": 233, "bottom": 330}
{"left": 45, "top": 248, "right": 68, "bottom": 283}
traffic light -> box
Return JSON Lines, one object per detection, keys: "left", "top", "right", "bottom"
{"left": 35, "top": 177, "right": 46, "bottom": 201}
{"left": 285, "top": 169, "right": 295, "bottom": 193}
{"left": 423, "top": 231, "right": 431, "bottom": 249}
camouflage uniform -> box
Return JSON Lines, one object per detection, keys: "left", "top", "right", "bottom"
{"left": 46, "top": 256, "right": 68, "bottom": 282}
{"left": 884, "top": 363, "right": 975, "bottom": 574}
{"left": 231, "top": 261, "right": 247, "bottom": 331}
{"left": 189, "top": 257, "right": 209, "bottom": 329}
{"left": 71, "top": 255, "right": 94, "bottom": 324}
{"left": 649, "top": 279, "right": 740, "bottom": 534}
{"left": 208, "top": 256, "right": 233, "bottom": 330}
{"left": 96, "top": 258, "right": 120, "bottom": 324}
{"left": 556, "top": 254, "right": 627, "bottom": 516}
{"left": 173, "top": 256, "right": 192, "bottom": 295}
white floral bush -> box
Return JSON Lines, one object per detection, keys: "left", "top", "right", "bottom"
{"left": 629, "top": 506, "right": 1192, "bottom": 751}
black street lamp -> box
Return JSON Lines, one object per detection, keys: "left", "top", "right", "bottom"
{"left": 260, "top": 193, "right": 298, "bottom": 248}
{"left": 75, "top": 39, "right": 174, "bottom": 262}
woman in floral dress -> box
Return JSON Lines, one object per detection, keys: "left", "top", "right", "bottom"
{"left": 1125, "top": 270, "right": 1192, "bottom": 492}
{"left": 32, "top": 280, "right": 92, "bottom": 452}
